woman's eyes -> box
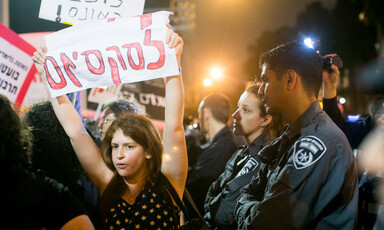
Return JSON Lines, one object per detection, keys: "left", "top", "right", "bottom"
{"left": 111, "top": 144, "right": 135, "bottom": 149}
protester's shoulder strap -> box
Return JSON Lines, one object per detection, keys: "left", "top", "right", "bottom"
{"left": 158, "top": 172, "right": 190, "bottom": 219}
{"left": 183, "top": 188, "right": 204, "bottom": 219}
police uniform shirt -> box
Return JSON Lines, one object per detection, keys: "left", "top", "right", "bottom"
{"left": 186, "top": 126, "right": 238, "bottom": 215}
{"left": 204, "top": 131, "right": 270, "bottom": 229}
{"left": 235, "top": 102, "right": 359, "bottom": 230}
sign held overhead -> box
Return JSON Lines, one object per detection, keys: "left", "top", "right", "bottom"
{"left": 39, "top": 0, "right": 145, "bottom": 25}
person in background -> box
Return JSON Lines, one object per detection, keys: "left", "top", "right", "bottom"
{"left": 235, "top": 40, "right": 358, "bottom": 229}
{"left": 33, "top": 27, "right": 187, "bottom": 229}
{"left": 186, "top": 93, "right": 239, "bottom": 216}
{"left": 204, "top": 82, "right": 283, "bottom": 229}
{"left": 322, "top": 57, "right": 384, "bottom": 150}
{"left": 322, "top": 60, "right": 384, "bottom": 230}
{"left": 184, "top": 118, "right": 204, "bottom": 171}
{"left": 98, "top": 98, "right": 145, "bottom": 141}
{"left": 23, "top": 101, "right": 102, "bottom": 229}
{"left": 0, "top": 94, "right": 95, "bottom": 230}
{"left": 87, "top": 98, "right": 144, "bottom": 148}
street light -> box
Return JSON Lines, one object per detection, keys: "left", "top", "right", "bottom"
{"left": 210, "top": 67, "right": 223, "bottom": 79}
{"left": 203, "top": 78, "right": 212, "bottom": 87}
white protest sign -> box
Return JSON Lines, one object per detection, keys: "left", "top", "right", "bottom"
{"left": 44, "top": 11, "right": 179, "bottom": 98}
{"left": 39, "top": 0, "right": 145, "bottom": 25}
{"left": 0, "top": 24, "right": 36, "bottom": 107}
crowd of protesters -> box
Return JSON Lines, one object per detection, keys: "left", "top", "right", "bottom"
{"left": 2, "top": 23, "right": 384, "bottom": 230}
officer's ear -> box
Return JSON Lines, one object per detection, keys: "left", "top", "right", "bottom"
{"left": 285, "top": 70, "right": 299, "bottom": 91}
{"left": 203, "top": 107, "right": 212, "bottom": 121}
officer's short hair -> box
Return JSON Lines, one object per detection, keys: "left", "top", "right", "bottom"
{"left": 201, "top": 93, "right": 230, "bottom": 124}
{"left": 259, "top": 40, "right": 323, "bottom": 97}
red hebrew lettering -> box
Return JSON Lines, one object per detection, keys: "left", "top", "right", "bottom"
{"left": 81, "top": 50, "right": 105, "bottom": 75}
{"left": 73, "top": 51, "right": 78, "bottom": 60}
{"left": 144, "top": 29, "right": 165, "bottom": 70}
{"left": 122, "top": 43, "right": 144, "bottom": 70}
{"left": 108, "top": 18, "right": 116, "bottom": 22}
{"left": 108, "top": 57, "right": 121, "bottom": 85}
{"left": 106, "top": 46, "right": 127, "bottom": 70}
{"left": 61, "top": 53, "right": 82, "bottom": 87}
{"left": 44, "top": 56, "right": 67, "bottom": 89}
{"left": 140, "top": 13, "right": 152, "bottom": 29}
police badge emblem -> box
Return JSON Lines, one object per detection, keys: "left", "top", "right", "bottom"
{"left": 293, "top": 135, "right": 327, "bottom": 170}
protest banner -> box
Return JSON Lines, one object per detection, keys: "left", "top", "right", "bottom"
{"left": 19, "top": 32, "right": 52, "bottom": 107}
{"left": 88, "top": 79, "right": 165, "bottom": 120}
{"left": 120, "top": 79, "right": 166, "bottom": 122}
{"left": 0, "top": 23, "right": 36, "bottom": 107}
{"left": 39, "top": 0, "right": 145, "bottom": 25}
{"left": 44, "top": 11, "right": 179, "bottom": 98}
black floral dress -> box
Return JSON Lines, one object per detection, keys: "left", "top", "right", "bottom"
{"left": 105, "top": 180, "right": 180, "bottom": 229}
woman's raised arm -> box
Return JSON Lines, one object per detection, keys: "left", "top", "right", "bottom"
{"left": 161, "top": 28, "right": 188, "bottom": 199}
{"left": 33, "top": 47, "right": 113, "bottom": 194}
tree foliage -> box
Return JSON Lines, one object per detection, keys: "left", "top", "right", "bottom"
{"left": 243, "top": 0, "right": 379, "bottom": 113}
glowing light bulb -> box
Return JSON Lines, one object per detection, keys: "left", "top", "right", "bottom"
{"left": 304, "top": 38, "right": 314, "bottom": 49}
{"left": 203, "top": 78, "right": 212, "bottom": 86}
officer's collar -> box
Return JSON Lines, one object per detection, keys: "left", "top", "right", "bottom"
{"left": 286, "top": 101, "right": 322, "bottom": 139}
{"left": 211, "top": 125, "right": 232, "bottom": 143}
{"left": 247, "top": 131, "right": 271, "bottom": 154}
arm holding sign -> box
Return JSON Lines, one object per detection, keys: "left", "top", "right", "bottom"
{"left": 33, "top": 45, "right": 114, "bottom": 195}
{"left": 32, "top": 28, "right": 187, "bottom": 201}
{"left": 161, "top": 26, "right": 188, "bottom": 199}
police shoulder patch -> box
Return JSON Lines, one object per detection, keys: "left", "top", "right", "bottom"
{"left": 292, "top": 135, "right": 327, "bottom": 170}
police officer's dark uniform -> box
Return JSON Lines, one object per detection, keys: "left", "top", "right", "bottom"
{"left": 235, "top": 102, "right": 359, "bottom": 229}
{"left": 186, "top": 125, "right": 238, "bottom": 216}
{"left": 204, "top": 131, "right": 270, "bottom": 229}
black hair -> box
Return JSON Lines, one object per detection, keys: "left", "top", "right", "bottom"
{"left": 0, "top": 94, "right": 32, "bottom": 178}
{"left": 23, "top": 100, "right": 83, "bottom": 193}
{"left": 259, "top": 40, "right": 323, "bottom": 97}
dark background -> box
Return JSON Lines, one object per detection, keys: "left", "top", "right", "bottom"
{"left": 8, "top": 0, "right": 384, "bottom": 120}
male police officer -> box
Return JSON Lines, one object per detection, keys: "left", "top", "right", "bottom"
{"left": 235, "top": 41, "right": 358, "bottom": 229}
{"left": 186, "top": 93, "right": 238, "bottom": 215}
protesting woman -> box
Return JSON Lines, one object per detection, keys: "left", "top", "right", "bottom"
{"left": 33, "top": 27, "right": 187, "bottom": 229}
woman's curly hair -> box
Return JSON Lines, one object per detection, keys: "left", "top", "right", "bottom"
{"left": 22, "top": 100, "right": 83, "bottom": 190}
{"left": 0, "top": 94, "right": 32, "bottom": 177}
